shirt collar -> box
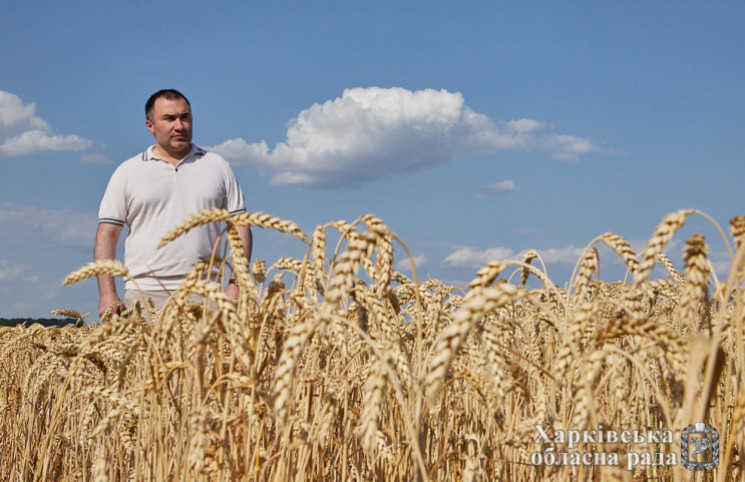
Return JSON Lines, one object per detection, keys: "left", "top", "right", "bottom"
{"left": 142, "top": 144, "right": 206, "bottom": 163}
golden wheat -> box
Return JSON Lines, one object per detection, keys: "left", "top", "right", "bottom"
{"left": 63, "top": 259, "right": 129, "bottom": 285}
{"left": 232, "top": 211, "right": 309, "bottom": 243}
{"left": 634, "top": 209, "right": 693, "bottom": 284}
{"left": 5, "top": 208, "right": 745, "bottom": 480}
{"left": 158, "top": 207, "right": 232, "bottom": 248}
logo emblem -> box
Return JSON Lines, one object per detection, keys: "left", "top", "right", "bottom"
{"left": 681, "top": 423, "right": 719, "bottom": 471}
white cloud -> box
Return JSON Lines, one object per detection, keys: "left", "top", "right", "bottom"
{"left": 0, "top": 90, "right": 49, "bottom": 134}
{"left": 0, "top": 130, "right": 92, "bottom": 156}
{"left": 396, "top": 253, "right": 427, "bottom": 273}
{"left": 442, "top": 239, "right": 738, "bottom": 279}
{"left": 0, "top": 203, "right": 98, "bottom": 249}
{"left": 80, "top": 153, "right": 114, "bottom": 164}
{"left": 533, "top": 245, "right": 585, "bottom": 264}
{"left": 476, "top": 180, "right": 516, "bottom": 198}
{"left": 0, "top": 90, "right": 93, "bottom": 156}
{"left": 0, "top": 260, "right": 31, "bottom": 282}
{"left": 443, "top": 246, "right": 517, "bottom": 269}
{"left": 543, "top": 134, "right": 597, "bottom": 161}
{"left": 709, "top": 258, "right": 731, "bottom": 278}
{"left": 208, "top": 86, "right": 603, "bottom": 188}
{"left": 442, "top": 244, "right": 585, "bottom": 270}
{"left": 209, "top": 138, "right": 269, "bottom": 160}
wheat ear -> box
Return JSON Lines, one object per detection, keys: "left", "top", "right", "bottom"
{"left": 467, "top": 262, "right": 507, "bottom": 289}
{"left": 679, "top": 233, "right": 710, "bottom": 332}
{"left": 225, "top": 222, "right": 251, "bottom": 288}
{"left": 657, "top": 252, "right": 685, "bottom": 285}
{"left": 520, "top": 250, "right": 538, "bottom": 285}
{"left": 158, "top": 207, "right": 231, "bottom": 248}
{"left": 425, "top": 283, "right": 524, "bottom": 403}
{"left": 357, "top": 353, "right": 389, "bottom": 459}
{"left": 63, "top": 260, "right": 129, "bottom": 285}
{"left": 310, "top": 224, "right": 327, "bottom": 284}
{"left": 573, "top": 247, "right": 599, "bottom": 300}
{"left": 598, "top": 232, "right": 639, "bottom": 274}
{"left": 730, "top": 215, "right": 745, "bottom": 250}
{"left": 50, "top": 309, "right": 89, "bottom": 324}
{"left": 251, "top": 259, "right": 267, "bottom": 284}
{"left": 231, "top": 211, "right": 308, "bottom": 243}
{"left": 634, "top": 209, "right": 693, "bottom": 284}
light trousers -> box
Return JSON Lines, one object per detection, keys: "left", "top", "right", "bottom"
{"left": 124, "top": 289, "right": 173, "bottom": 311}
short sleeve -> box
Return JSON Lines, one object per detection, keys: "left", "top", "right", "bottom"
{"left": 223, "top": 162, "right": 246, "bottom": 216}
{"left": 98, "top": 165, "right": 127, "bottom": 226}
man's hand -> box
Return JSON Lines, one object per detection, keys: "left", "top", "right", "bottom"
{"left": 225, "top": 280, "right": 239, "bottom": 301}
{"left": 99, "top": 292, "right": 124, "bottom": 318}
{"left": 94, "top": 222, "right": 124, "bottom": 319}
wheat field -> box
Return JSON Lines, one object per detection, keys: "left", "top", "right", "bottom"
{"left": 2, "top": 208, "right": 745, "bottom": 481}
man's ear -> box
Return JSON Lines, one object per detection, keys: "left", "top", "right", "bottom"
{"left": 145, "top": 119, "right": 155, "bottom": 135}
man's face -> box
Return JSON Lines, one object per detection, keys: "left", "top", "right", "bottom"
{"left": 146, "top": 97, "right": 193, "bottom": 158}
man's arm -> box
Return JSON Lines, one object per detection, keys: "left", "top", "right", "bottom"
{"left": 225, "top": 225, "right": 252, "bottom": 299}
{"left": 239, "top": 225, "right": 253, "bottom": 264}
{"left": 94, "top": 222, "right": 124, "bottom": 317}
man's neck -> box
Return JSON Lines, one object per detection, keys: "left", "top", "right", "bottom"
{"left": 153, "top": 144, "right": 192, "bottom": 166}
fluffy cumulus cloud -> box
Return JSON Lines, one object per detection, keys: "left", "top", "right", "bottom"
{"left": 209, "top": 86, "right": 602, "bottom": 188}
{"left": 0, "top": 90, "right": 92, "bottom": 156}
{"left": 0, "top": 203, "right": 98, "bottom": 249}
{"left": 476, "top": 180, "right": 516, "bottom": 198}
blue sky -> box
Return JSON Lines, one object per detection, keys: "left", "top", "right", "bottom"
{"left": 1, "top": 1, "right": 744, "bottom": 319}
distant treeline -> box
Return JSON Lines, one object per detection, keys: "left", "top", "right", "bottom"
{"left": 0, "top": 318, "right": 79, "bottom": 328}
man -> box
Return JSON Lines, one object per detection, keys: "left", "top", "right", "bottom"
{"left": 95, "top": 89, "right": 252, "bottom": 317}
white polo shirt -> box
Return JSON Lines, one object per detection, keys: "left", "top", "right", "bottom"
{"left": 98, "top": 144, "right": 246, "bottom": 290}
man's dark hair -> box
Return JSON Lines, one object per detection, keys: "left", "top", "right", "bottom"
{"left": 145, "top": 89, "right": 190, "bottom": 121}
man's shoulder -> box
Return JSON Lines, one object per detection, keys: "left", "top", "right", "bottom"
{"left": 196, "top": 147, "right": 237, "bottom": 174}
{"left": 118, "top": 149, "right": 150, "bottom": 166}
{"left": 198, "top": 146, "right": 230, "bottom": 164}
{"left": 107, "top": 149, "right": 152, "bottom": 179}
